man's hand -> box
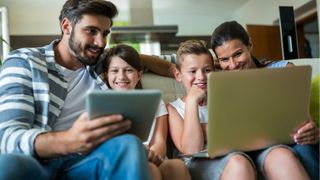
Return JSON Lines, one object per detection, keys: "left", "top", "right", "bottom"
{"left": 35, "top": 113, "right": 131, "bottom": 158}
{"left": 294, "top": 120, "right": 319, "bottom": 145}
{"left": 65, "top": 113, "right": 131, "bottom": 154}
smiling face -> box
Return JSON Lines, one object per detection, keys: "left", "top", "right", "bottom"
{"left": 175, "top": 54, "right": 214, "bottom": 93}
{"left": 107, "top": 56, "right": 143, "bottom": 90}
{"left": 214, "top": 39, "right": 256, "bottom": 71}
{"left": 68, "top": 14, "right": 111, "bottom": 66}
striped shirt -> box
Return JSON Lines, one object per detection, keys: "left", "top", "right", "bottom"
{"left": 0, "top": 40, "right": 108, "bottom": 156}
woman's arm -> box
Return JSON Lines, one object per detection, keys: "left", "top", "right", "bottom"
{"left": 287, "top": 62, "right": 319, "bottom": 144}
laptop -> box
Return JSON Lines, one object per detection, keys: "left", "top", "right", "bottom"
{"left": 86, "top": 89, "right": 161, "bottom": 141}
{"left": 193, "top": 65, "right": 312, "bottom": 158}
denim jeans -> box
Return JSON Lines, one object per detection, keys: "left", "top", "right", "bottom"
{"left": 1, "top": 134, "right": 151, "bottom": 180}
{"left": 292, "top": 144, "right": 319, "bottom": 180}
{"left": 0, "top": 154, "right": 50, "bottom": 180}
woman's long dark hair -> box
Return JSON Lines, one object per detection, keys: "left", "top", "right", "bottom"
{"left": 211, "top": 21, "right": 265, "bottom": 68}
{"left": 104, "top": 44, "right": 143, "bottom": 89}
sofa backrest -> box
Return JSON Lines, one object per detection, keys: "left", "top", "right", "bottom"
{"left": 141, "top": 72, "right": 185, "bottom": 103}
{"left": 288, "top": 58, "right": 319, "bottom": 79}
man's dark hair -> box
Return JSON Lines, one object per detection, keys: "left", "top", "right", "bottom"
{"left": 59, "top": 0, "right": 118, "bottom": 32}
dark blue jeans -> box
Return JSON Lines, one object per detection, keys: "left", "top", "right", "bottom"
{"left": 292, "top": 144, "right": 319, "bottom": 180}
{"left": 0, "top": 154, "right": 50, "bottom": 180}
{"left": 0, "top": 134, "right": 151, "bottom": 180}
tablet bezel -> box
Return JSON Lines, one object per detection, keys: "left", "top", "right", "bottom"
{"left": 86, "top": 89, "right": 162, "bottom": 141}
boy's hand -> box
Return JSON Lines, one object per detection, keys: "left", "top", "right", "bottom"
{"left": 187, "top": 86, "right": 206, "bottom": 105}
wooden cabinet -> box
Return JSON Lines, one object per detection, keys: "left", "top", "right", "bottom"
{"left": 247, "top": 25, "right": 282, "bottom": 61}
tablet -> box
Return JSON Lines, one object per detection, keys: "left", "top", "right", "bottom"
{"left": 86, "top": 89, "right": 162, "bottom": 141}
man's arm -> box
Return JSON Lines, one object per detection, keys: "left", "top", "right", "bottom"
{"left": 0, "top": 56, "right": 47, "bottom": 156}
{"left": 140, "top": 54, "right": 175, "bottom": 78}
{"left": 35, "top": 113, "right": 131, "bottom": 158}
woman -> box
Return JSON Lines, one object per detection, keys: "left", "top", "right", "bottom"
{"left": 211, "top": 21, "right": 319, "bottom": 180}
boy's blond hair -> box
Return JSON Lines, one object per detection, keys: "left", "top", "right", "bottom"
{"left": 176, "top": 40, "right": 213, "bottom": 70}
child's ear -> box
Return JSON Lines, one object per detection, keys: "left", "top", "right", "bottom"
{"left": 173, "top": 67, "right": 182, "bottom": 82}
{"left": 138, "top": 70, "right": 143, "bottom": 81}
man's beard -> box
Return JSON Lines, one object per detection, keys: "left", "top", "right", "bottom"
{"left": 68, "top": 31, "right": 103, "bottom": 66}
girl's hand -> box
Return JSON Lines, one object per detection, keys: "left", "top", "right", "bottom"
{"left": 147, "top": 149, "right": 164, "bottom": 166}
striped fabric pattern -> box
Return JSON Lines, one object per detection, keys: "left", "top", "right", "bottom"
{"left": 0, "top": 40, "right": 107, "bottom": 156}
{"left": 266, "top": 60, "right": 288, "bottom": 68}
{"left": 159, "top": 54, "right": 177, "bottom": 64}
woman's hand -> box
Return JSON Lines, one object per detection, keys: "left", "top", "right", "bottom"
{"left": 294, "top": 119, "right": 319, "bottom": 145}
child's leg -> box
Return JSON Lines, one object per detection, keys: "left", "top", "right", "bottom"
{"left": 262, "top": 146, "right": 309, "bottom": 180}
{"left": 149, "top": 162, "right": 162, "bottom": 180}
{"left": 220, "top": 154, "right": 256, "bottom": 180}
{"left": 186, "top": 152, "right": 255, "bottom": 180}
{"left": 159, "top": 159, "right": 191, "bottom": 180}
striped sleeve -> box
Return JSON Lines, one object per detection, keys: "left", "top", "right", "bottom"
{"left": 0, "top": 56, "right": 47, "bottom": 156}
{"left": 158, "top": 54, "right": 177, "bottom": 64}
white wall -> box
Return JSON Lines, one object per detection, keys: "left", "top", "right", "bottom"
{"left": 233, "top": 0, "right": 313, "bottom": 28}
{"left": 1, "top": 0, "right": 130, "bottom": 35}
{"left": 152, "top": 0, "right": 249, "bottom": 36}
{"left": 2, "top": 0, "right": 64, "bottom": 35}
{"left": 1, "top": 0, "right": 316, "bottom": 36}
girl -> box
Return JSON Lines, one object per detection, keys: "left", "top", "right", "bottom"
{"left": 104, "top": 44, "right": 191, "bottom": 180}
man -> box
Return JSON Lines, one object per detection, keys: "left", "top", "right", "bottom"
{"left": 0, "top": 0, "right": 150, "bottom": 179}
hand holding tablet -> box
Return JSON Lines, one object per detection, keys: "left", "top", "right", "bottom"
{"left": 86, "top": 90, "right": 161, "bottom": 141}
